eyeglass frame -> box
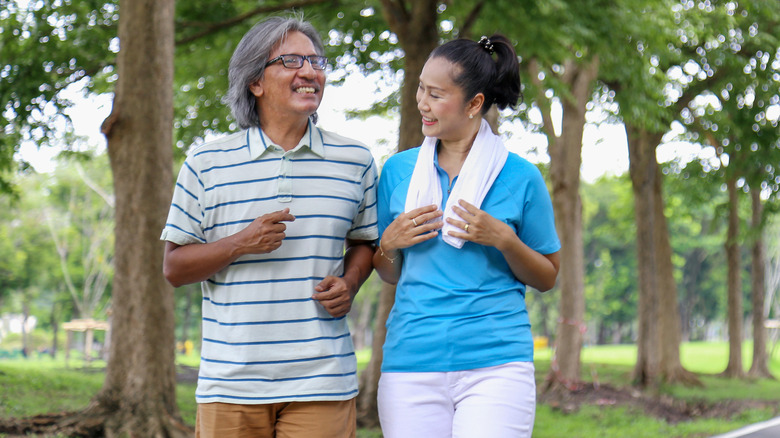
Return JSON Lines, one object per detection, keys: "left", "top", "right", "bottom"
{"left": 264, "top": 54, "right": 329, "bottom": 70}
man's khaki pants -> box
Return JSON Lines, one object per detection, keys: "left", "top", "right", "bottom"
{"left": 195, "top": 399, "right": 356, "bottom": 438}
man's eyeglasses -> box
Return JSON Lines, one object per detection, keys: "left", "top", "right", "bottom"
{"left": 265, "top": 54, "right": 328, "bottom": 70}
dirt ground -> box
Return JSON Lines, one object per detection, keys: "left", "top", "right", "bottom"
{"left": 538, "top": 382, "right": 780, "bottom": 424}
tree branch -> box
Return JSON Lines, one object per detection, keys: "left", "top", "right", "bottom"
{"left": 378, "top": 0, "right": 410, "bottom": 36}
{"left": 175, "top": 0, "right": 334, "bottom": 46}
{"left": 459, "top": 0, "right": 486, "bottom": 39}
{"left": 76, "top": 163, "right": 115, "bottom": 208}
{"left": 528, "top": 57, "right": 557, "bottom": 143}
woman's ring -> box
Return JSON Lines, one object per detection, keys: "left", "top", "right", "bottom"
{"left": 464, "top": 223, "right": 470, "bottom": 232}
{"left": 412, "top": 218, "right": 418, "bottom": 227}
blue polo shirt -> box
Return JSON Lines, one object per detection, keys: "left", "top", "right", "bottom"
{"left": 377, "top": 147, "right": 560, "bottom": 372}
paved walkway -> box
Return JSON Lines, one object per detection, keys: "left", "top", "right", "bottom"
{"left": 710, "top": 417, "right": 780, "bottom": 438}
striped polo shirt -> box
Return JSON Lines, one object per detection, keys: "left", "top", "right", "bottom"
{"left": 160, "top": 120, "right": 378, "bottom": 404}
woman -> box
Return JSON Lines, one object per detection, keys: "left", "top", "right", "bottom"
{"left": 373, "top": 34, "right": 561, "bottom": 438}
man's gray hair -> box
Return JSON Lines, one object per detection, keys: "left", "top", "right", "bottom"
{"left": 227, "top": 14, "right": 325, "bottom": 129}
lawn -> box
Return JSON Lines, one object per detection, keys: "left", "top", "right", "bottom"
{"left": 1, "top": 342, "right": 778, "bottom": 437}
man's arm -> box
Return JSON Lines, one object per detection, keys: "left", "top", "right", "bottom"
{"left": 163, "top": 209, "right": 295, "bottom": 287}
{"left": 312, "top": 238, "right": 375, "bottom": 318}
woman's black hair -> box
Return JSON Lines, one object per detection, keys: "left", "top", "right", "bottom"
{"left": 428, "top": 33, "right": 521, "bottom": 114}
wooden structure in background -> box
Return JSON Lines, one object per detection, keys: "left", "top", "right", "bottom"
{"left": 62, "top": 318, "right": 109, "bottom": 367}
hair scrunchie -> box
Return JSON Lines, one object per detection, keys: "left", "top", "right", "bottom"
{"left": 478, "top": 36, "right": 494, "bottom": 55}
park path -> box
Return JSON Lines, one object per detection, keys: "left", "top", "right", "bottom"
{"left": 710, "top": 417, "right": 780, "bottom": 438}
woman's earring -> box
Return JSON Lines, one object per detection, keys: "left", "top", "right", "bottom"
{"left": 468, "top": 114, "right": 474, "bottom": 119}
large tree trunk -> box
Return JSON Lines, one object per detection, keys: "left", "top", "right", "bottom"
{"left": 626, "top": 125, "right": 664, "bottom": 388}
{"left": 91, "top": 0, "right": 188, "bottom": 435}
{"left": 535, "top": 58, "right": 598, "bottom": 394}
{"left": 722, "top": 176, "right": 745, "bottom": 378}
{"left": 747, "top": 186, "right": 773, "bottom": 378}
{"left": 626, "top": 125, "right": 699, "bottom": 387}
{"left": 379, "top": 0, "right": 438, "bottom": 153}
{"left": 356, "top": 0, "right": 439, "bottom": 427}
{"left": 654, "top": 156, "right": 700, "bottom": 386}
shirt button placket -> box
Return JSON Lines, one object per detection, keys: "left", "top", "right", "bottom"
{"left": 278, "top": 153, "right": 293, "bottom": 203}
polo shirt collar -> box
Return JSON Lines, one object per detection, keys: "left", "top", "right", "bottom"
{"left": 248, "top": 119, "right": 325, "bottom": 159}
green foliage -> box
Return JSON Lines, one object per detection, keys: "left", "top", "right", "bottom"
{"left": 581, "top": 175, "right": 638, "bottom": 343}
{"left": 0, "top": 0, "right": 119, "bottom": 188}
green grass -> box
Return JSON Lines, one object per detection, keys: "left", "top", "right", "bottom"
{"left": 1, "top": 343, "right": 779, "bottom": 438}
{"left": 533, "top": 403, "right": 775, "bottom": 438}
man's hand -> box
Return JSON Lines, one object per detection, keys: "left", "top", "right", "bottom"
{"left": 312, "top": 276, "right": 356, "bottom": 318}
{"left": 235, "top": 208, "right": 296, "bottom": 255}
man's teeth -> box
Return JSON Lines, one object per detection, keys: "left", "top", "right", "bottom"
{"left": 296, "top": 87, "right": 316, "bottom": 94}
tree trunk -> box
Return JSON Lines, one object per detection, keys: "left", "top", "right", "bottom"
{"left": 179, "top": 285, "right": 196, "bottom": 351}
{"left": 88, "top": 0, "right": 188, "bottom": 435}
{"left": 356, "top": 0, "right": 440, "bottom": 426}
{"left": 680, "top": 247, "right": 707, "bottom": 342}
{"left": 626, "top": 124, "right": 663, "bottom": 388}
{"left": 626, "top": 125, "right": 700, "bottom": 387}
{"left": 722, "top": 176, "right": 745, "bottom": 378}
{"left": 380, "top": 0, "right": 438, "bottom": 152}
{"left": 539, "top": 58, "right": 599, "bottom": 394}
{"left": 352, "top": 284, "right": 375, "bottom": 351}
{"left": 50, "top": 305, "right": 59, "bottom": 358}
{"left": 747, "top": 186, "right": 773, "bottom": 378}
{"left": 21, "top": 301, "right": 30, "bottom": 357}
{"left": 654, "top": 157, "right": 700, "bottom": 386}
{"left": 357, "top": 282, "right": 395, "bottom": 428}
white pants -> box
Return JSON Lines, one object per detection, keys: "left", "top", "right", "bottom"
{"left": 378, "top": 362, "right": 536, "bottom": 438}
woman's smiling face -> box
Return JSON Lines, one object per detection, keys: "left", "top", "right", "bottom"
{"left": 416, "top": 57, "right": 474, "bottom": 142}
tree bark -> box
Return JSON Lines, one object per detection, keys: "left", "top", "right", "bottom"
{"left": 626, "top": 124, "right": 700, "bottom": 387}
{"left": 352, "top": 283, "right": 376, "bottom": 351}
{"left": 537, "top": 58, "right": 598, "bottom": 394}
{"left": 379, "top": 0, "right": 439, "bottom": 152}
{"left": 680, "top": 246, "right": 707, "bottom": 342}
{"left": 722, "top": 176, "right": 745, "bottom": 378}
{"left": 356, "top": 0, "right": 440, "bottom": 426}
{"left": 747, "top": 186, "right": 773, "bottom": 378}
{"left": 626, "top": 124, "right": 663, "bottom": 388}
{"left": 655, "top": 155, "right": 700, "bottom": 386}
{"left": 85, "top": 0, "right": 189, "bottom": 436}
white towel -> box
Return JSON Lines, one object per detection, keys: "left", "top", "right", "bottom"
{"left": 405, "top": 118, "right": 508, "bottom": 248}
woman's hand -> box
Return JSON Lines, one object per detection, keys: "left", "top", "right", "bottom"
{"left": 447, "top": 199, "right": 560, "bottom": 291}
{"left": 446, "top": 200, "right": 513, "bottom": 249}
{"left": 380, "top": 204, "right": 443, "bottom": 255}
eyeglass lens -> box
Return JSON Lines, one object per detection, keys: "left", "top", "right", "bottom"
{"left": 279, "top": 55, "right": 327, "bottom": 70}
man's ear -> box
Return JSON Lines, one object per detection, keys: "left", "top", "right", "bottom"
{"left": 249, "top": 80, "right": 264, "bottom": 98}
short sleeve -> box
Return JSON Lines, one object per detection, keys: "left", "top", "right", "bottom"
{"left": 517, "top": 165, "right": 560, "bottom": 255}
{"left": 160, "top": 157, "right": 206, "bottom": 245}
{"left": 347, "top": 157, "right": 379, "bottom": 241}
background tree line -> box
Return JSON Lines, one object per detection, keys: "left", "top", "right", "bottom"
{"left": 1, "top": 0, "right": 778, "bottom": 435}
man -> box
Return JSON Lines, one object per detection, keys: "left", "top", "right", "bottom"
{"left": 161, "top": 15, "right": 377, "bottom": 438}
